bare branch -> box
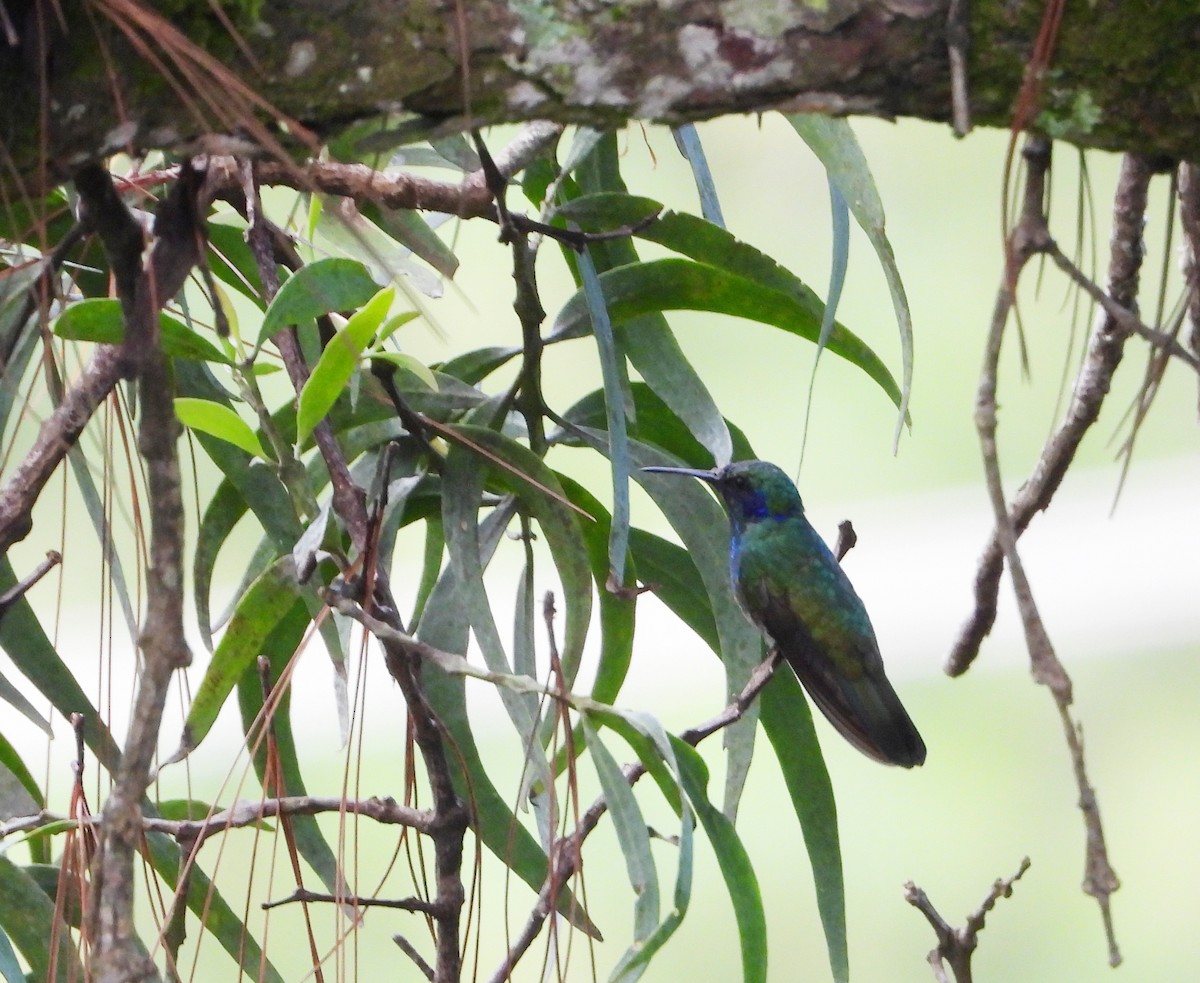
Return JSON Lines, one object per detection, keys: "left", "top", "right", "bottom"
{"left": 905, "top": 857, "right": 1032, "bottom": 983}
{"left": 84, "top": 160, "right": 204, "bottom": 983}
{"left": 949, "top": 139, "right": 1137, "bottom": 968}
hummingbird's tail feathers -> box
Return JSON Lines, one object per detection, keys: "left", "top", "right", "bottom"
{"left": 796, "top": 664, "right": 927, "bottom": 768}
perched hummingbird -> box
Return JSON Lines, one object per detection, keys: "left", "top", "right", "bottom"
{"left": 642, "top": 460, "right": 926, "bottom": 768}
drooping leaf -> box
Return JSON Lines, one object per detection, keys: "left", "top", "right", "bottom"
{"left": 65, "top": 443, "right": 138, "bottom": 643}
{"left": 787, "top": 113, "right": 914, "bottom": 448}
{"left": 583, "top": 719, "right": 660, "bottom": 962}
{"left": 558, "top": 477, "right": 635, "bottom": 706}
{"left": 760, "top": 672, "right": 847, "bottom": 983}
{"left": 673, "top": 123, "right": 726, "bottom": 227}
{"left": 0, "top": 669, "right": 51, "bottom": 736}
{"left": 799, "top": 179, "right": 851, "bottom": 467}
{"left": 569, "top": 135, "right": 733, "bottom": 468}
{"left": 672, "top": 740, "right": 767, "bottom": 983}
{"left": 447, "top": 424, "right": 594, "bottom": 690}
{"left": 0, "top": 923, "right": 22, "bottom": 983}
{"left": 440, "top": 445, "right": 546, "bottom": 766}
{"left": 552, "top": 257, "right": 903, "bottom": 413}
{"left": 577, "top": 245, "right": 632, "bottom": 583}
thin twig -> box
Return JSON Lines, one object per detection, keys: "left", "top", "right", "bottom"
{"left": 2, "top": 795, "right": 436, "bottom": 844}
{"left": 905, "top": 857, "right": 1032, "bottom": 983}
{"left": 393, "top": 933, "right": 437, "bottom": 982}
{"left": 263, "top": 888, "right": 450, "bottom": 916}
{"left": 0, "top": 550, "right": 61, "bottom": 619}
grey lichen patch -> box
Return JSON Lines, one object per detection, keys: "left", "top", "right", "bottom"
{"left": 518, "top": 34, "right": 628, "bottom": 107}
{"left": 507, "top": 80, "right": 550, "bottom": 112}
{"left": 724, "top": 0, "right": 859, "bottom": 34}
{"left": 677, "top": 23, "right": 791, "bottom": 92}
{"left": 636, "top": 75, "right": 691, "bottom": 118}
{"left": 285, "top": 40, "right": 318, "bottom": 77}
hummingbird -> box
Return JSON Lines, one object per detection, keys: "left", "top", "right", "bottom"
{"left": 642, "top": 460, "right": 926, "bottom": 768}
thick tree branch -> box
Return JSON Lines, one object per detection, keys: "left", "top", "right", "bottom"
{"left": 8, "top": 0, "right": 1200, "bottom": 189}
{"left": 83, "top": 162, "right": 203, "bottom": 983}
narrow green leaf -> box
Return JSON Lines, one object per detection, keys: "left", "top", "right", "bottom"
{"left": 193, "top": 477, "right": 253, "bottom": 650}
{"left": 568, "top": 136, "right": 733, "bottom": 469}
{"left": 673, "top": 740, "right": 767, "bottom": 983}
{"left": 296, "top": 287, "right": 394, "bottom": 442}
{"left": 417, "top": 506, "right": 599, "bottom": 937}
{"left": 258, "top": 257, "right": 379, "bottom": 346}
{"left": 66, "top": 443, "right": 138, "bottom": 643}
{"left": 0, "top": 729, "right": 43, "bottom": 810}
{"left": 0, "top": 856, "right": 80, "bottom": 982}
{"left": 552, "top": 257, "right": 903, "bottom": 412}
{"left": 167, "top": 557, "right": 300, "bottom": 764}
{"left": 0, "top": 669, "right": 51, "bottom": 735}
{"left": 448, "top": 425, "right": 594, "bottom": 690}
{"left": 53, "top": 298, "right": 232, "bottom": 363}
{"left": 760, "top": 672, "right": 847, "bottom": 983}
{"left": 786, "top": 113, "right": 914, "bottom": 448}
{"left": 513, "top": 554, "right": 537, "bottom": 680}
{"left": 207, "top": 218, "right": 267, "bottom": 305}
{"left": 0, "top": 923, "right": 22, "bottom": 983}
{"left": 673, "top": 124, "right": 726, "bottom": 227}
{"left": 558, "top": 478, "right": 635, "bottom": 706}
{"left": 175, "top": 397, "right": 267, "bottom": 459}
{"left": 577, "top": 245, "right": 632, "bottom": 583}
{"left": 436, "top": 345, "right": 520, "bottom": 386}
{"left": 0, "top": 557, "right": 122, "bottom": 774}
{"left": 583, "top": 720, "right": 660, "bottom": 950}
{"left": 237, "top": 599, "right": 346, "bottom": 898}
{"left": 376, "top": 208, "right": 460, "bottom": 278}
{"left": 441, "top": 445, "right": 546, "bottom": 764}
{"left": 799, "top": 180, "right": 851, "bottom": 468}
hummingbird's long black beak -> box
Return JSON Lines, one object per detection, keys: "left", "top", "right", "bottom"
{"left": 639, "top": 465, "right": 720, "bottom": 483}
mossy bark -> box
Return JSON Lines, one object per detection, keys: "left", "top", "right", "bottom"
{"left": 3, "top": 0, "right": 1199, "bottom": 190}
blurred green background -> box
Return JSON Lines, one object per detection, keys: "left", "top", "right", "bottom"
{"left": 5, "top": 114, "right": 1199, "bottom": 981}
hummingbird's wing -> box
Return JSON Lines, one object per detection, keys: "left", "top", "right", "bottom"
{"left": 736, "top": 528, "right": 927, "bottom": 768}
